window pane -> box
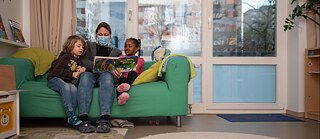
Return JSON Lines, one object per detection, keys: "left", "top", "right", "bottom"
{"left": 138, "top": 0, "right": 202, "bottom": 56}
{"left": 213, "top": 65, "right": 276, "bottom": 103}
{"left": 193, "top": 65, "right": 202, "bottom": 104}
{"left": 212, "top": 0, "right": 276, "bottom": 57}
{"left": 76, "top": 0, "right": 126, "bottom": 49}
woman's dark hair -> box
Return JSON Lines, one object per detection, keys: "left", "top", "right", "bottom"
{"left": 95, "top": 22, "right": 112, "bottom": 34}
{"left": 126, "top": 38, "right": 142, "bottom": 56}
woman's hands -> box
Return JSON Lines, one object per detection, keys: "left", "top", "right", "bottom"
{"left": 113, "top": 68, "right": 122, "bottom": 78}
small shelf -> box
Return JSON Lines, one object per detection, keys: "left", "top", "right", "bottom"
{"left": 307, "top": 111, "right": 320, "bottom": 116}
{"left": 306, "top": 111, "right": 320, "bottom": 121}
{"left": 308, "top": 71, "right": 320, "bottom": 74}
{"left": 0, "top": 38, "right": 29, "bottom": 48}
{"left": 308, "top": 55, "right": 320, "bottom": 58}
{"left": 305, "top": 48, "right": 320, "bottom": 121}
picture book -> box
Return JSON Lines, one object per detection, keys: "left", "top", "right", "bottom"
{"left": 0, "top": 15, "right": 8, "bottom": 39}
{"left": 93, "top": 56, "right": 139, "bottom": 73}
{"left": 8, "top": 19, "right": 25, "bottom": 43}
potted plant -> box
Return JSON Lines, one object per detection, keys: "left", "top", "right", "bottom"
{"left": 283, "top": 0, "right": 320, "bottom": 31}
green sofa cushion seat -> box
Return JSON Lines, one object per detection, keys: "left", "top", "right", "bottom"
{"left": 111, "top": 81, "right": 188, "bottom": 118}
{"left": 19, "top": 81, "right": 65, "bottom": 117}
{"left": 35, "top": 72, "right": 49, "bottom": 82}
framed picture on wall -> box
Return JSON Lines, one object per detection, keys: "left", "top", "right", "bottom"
{"left": 8, "top": 19, "right": 25, "bottom": 43}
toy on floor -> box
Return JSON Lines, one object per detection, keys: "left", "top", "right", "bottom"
{"left": 148, "top": 119, "right": 160, "bottom": 125}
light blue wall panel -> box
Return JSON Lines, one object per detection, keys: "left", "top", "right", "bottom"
{"left": 213, "top": 65, "right": 276, "bottom": 103}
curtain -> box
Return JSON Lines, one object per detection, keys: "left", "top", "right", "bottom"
{"left": 316, "top": 15, "right": 320, "bottom": 48}
{"left": 30, "top": 0, "right": 64, "bottom": 55}
{"left": 71, "top": 0, "right": 76, "bottom": 34}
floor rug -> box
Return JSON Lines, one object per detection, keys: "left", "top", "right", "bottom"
{"left": 217, "top": 114, "right": 303, "bottom": 122}
{"left": 9, "top": 127, "right": 127, "bottom": 139}
{"left": 139, "top": 132, "right": 280, "bottom": 139}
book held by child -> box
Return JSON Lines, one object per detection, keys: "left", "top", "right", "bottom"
{"left": 93, "top": 56, "right": 138, "bottom": 73}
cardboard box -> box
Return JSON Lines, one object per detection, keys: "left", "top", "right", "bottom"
{"left": 0, "top": 92, "right": 18, "bottom": 138}
{"left": 0, "top": 65, "right": 16, "bottom": 91}
{"left": 0, "top": 65, "right": 19, "bottom": 138}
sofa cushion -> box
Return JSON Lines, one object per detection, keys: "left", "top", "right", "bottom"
{"left": 19, "top": 81, "right": 65, "bottom": 117}
{"left": 132, "top": 60, "right": 161, "bottom": 85}
{"left": 12, "top": 47, "right": 56, "bottom": 77}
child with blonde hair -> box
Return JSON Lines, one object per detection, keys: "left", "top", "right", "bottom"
{"left": 47, "top": 35, "right": 86, "bottom": 126}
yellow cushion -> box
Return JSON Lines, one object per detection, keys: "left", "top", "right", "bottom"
{"left": 132, "top": 60, "right": 162, "bottom": 85}
{"left": 12, "top": 48, "right": 56, "bottom": 76}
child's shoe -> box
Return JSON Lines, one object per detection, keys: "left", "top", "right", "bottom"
{"left": 67, "top": 111, "right": 82, "bottom": 126}
{"left": 118, "top": 92, "right": 130, "bottom": 105}
{"left": 117, "top": 83, "right": 130, "bottom": 93}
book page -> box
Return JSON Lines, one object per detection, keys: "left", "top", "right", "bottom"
{"left": 93, "top": 56, "right": 138, "bottom": 73}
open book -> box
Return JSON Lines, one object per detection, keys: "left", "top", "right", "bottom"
{"left": 93, "top": 56, "right": 138, "bottom": 73}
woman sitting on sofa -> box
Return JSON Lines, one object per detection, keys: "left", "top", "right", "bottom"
{"left": 77, "top": 22, "right": 122, "bottom": 133}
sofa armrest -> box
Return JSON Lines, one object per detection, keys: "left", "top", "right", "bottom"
{"left": 163, "top": 57, "right": 190, "bottom": 93}
{"left": 0, "top": 58, "right": 35, "bottom": 89}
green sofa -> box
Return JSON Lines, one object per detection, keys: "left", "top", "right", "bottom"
{"left": 0, "top": 57, "right": 190, "bottom": 126}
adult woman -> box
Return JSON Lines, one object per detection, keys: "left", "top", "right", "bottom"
{"left": 78, "top": 22, "right": 122, "bottom": 133}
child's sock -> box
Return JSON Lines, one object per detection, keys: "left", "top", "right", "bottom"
{"left": 117, "top": 92, "right": 130, "bottom": 105}
{"left": 117, "top": 83, "right": 130, "bottom": 93}
{"left": 67, "top": 111, "right": 82, "bottom": 126}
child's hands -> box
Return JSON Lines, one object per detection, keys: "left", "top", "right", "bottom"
{"left": 77, "top": 67, "right": 86, "bottom": 73}
{"left": 72, "top": 72, "right": 81, "bottom": 79}
{"left": 113, "top": 68, "right": 122, "bottom": 78}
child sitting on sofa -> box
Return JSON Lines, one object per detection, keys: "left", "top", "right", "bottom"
{"left": 47, "top": 35, "right": 86, "bottom": 126}
{"left": 115, "top": 38, "right": 145, "bottom": 105}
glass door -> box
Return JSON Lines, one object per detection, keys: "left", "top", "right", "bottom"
{"left": 206, "top": 0, "right": 287, "bottom": 111}
{"left": 137, "top": 0, "right": 202, "bottom": 56}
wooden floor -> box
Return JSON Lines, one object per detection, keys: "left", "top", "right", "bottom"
{"left": 18, "top": 114, "right": 320, "bottom": 139}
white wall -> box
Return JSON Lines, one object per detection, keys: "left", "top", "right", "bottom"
{"left": 286, "top": 0, "right": 307, "bottom": 114}
{"left": 0, "top": 0, "right": 29, "bottom": 58}
{"left": 23, "top": 0, "right": 30, "bottom": 45}
{"left": 287, "top": 19, "right": 306, "bottom": 113}
{"left": 0, "top": 0, "right": 72, "bottom": 58}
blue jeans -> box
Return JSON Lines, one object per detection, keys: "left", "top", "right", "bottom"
{"left": 48, "top": 77, "right": 78, "bottom": 113}
{"left": 77, "top": 72, "right": 115, "bottom": 116}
